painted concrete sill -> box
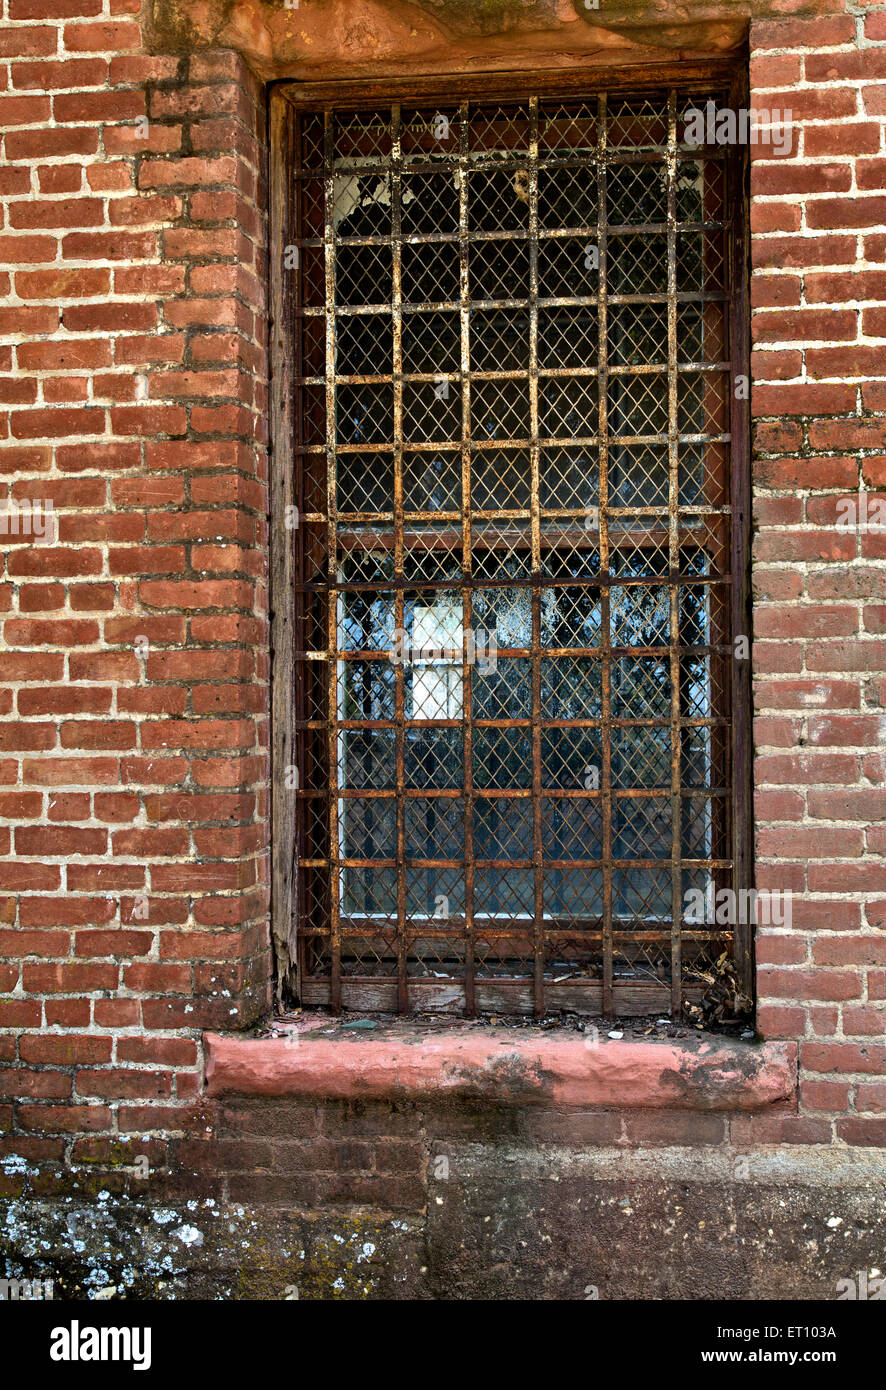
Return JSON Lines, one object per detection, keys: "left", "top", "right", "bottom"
{"left": 204, "top": 1021, "right": 797, "bottom": 1112}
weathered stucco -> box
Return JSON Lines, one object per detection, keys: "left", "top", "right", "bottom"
{"left": 147, "top": 0, "right": 833, "bottom": 79}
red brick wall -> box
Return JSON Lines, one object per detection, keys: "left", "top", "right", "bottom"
{"left": 0, "top": 20, "right": 271, "bottom": 1167}
{"left": 750, "top": 12, "right": 886, "bottom": 1145}
{"left": 0, "top": 1, "right": 884, "bottom": 1180}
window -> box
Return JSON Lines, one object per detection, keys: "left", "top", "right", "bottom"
{"left": 273, "top": 77, "right": 751, "bottom": 1018}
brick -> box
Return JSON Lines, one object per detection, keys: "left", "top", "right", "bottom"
{"left": 808, "top": 345, "right": 886, "bottom": 378}
{"left": 61, "top": 231, "right": 158, "bottom": 261}
{"left": 5, "top": 131, "right": 100, "bottom": 162}
{"left": 0, "top": 93, "right": 51, "bottom": 124}
{"left": 807, "top": 196, "right": 886, "bottom": 230}
{"left": 17, "top": 339, "right": 111, "bottom": 371}
{"left": 804, "top": 124, "right": 882, "bottom": 158}
{"left": 18, "top": 687, "right": 112, "bottom": 716}
{"left": 76, "top": 1069, "right": 172, "bottom": 1100}
{"left": 113, "top": 335, "right": 185, "bottom": 365}
{"left": 756, "top": 826, "right": 863, "bottom": 857}
{"left": 752, "top": 309, "right": 856, "bottom": 343}
{"left": 0, "top": 28, "right": 59, "bottom": 58}
{"left": 752, "top": 162, "right": 852, "bottom": 196}
{"left": 753, "top": 87, "right": 858, "bottom": 123}
{"left": 16, "top": 268, "right": 110, "bottom": 301}
{"left": 87, "top": 162, "right": 133, "bottom": 193}
{"left": 54, "top": 89, "right": 144, "bottom": 122}
{"left": 10, "top": 57, "right": 106, "bottom": 88}
{"left": 731, "top": 1115, "right": 832, "bottom": 1145}
{"left": 752, "top": 235, "right": 857, "bottom": 272}
{"left": 751, "top": 274, "right": 801, "bottom": 309}
{"left": 18, "top": 1105, "right": 113, "bottom": 1132}
{"left": 843, "top": 1006, "right": 886, "bottom": 1036}
{"left": 37, "top": 163, "right": 84, "bottom": 194}
{"left": 10, "top": 0, "right": 101, "bottom": 15}
{"left": 103, "top": 124, "right": 182, "bottom": 157}
{"left": 855, "top": 1083, "right": 886, "bottom": 1112}
{"left": 0, "top": 1070, "right": 72, "bottom": 1100}
{"left": 753, "top": 606, "right": 858, "bottom": 638}
{"left": 752, "top": 383, "right": 857, "bottom": 416}
{"left": 750, "top": 16, "right": 856, "bottom": 48}
{"left": 863, "top": 86, "right": 886, "bottom": 117}
{"left": 109, "top": 195, "right": 181, "bottom": 227}
{"left": 836, "top": 1118, "right": 886, "bottom": 1146}
{"left": 19, "top": 1036, "right": 112, "bottom": 1065}
{"left": 62, "top": 20, "right": 141, "bottom": 51}
{"left": 806, "top": 51, "right": 886, "bottom": 82}
{"left": 63, "top": 301, "right": 157, "bottom": 332}
{"left": 10, "top": 407, "right": 104, "bottom": 439}
{"left": 0, "top": 306, "right": 59, "bottom": 334}
{"left": 756, "top": 1004, "right": 807, "bottom": 1040}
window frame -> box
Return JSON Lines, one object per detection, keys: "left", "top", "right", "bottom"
{"left": 269, "top": 62, "right": 753, "bottom": 1017}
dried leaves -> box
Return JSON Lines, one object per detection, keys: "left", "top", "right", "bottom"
{"left": 684, "top": 949, "right": 753, "bottom": 1029}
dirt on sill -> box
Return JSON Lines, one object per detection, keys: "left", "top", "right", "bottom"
{"left": 256, "top": 1007, "right": 756, "bottom": 1046}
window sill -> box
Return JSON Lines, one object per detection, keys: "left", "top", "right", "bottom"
{"left": 204, "top": 1022, "right": 797, "bottom": 1112}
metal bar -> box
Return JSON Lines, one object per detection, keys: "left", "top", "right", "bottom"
{"left": 666, "top": 89, "right": 683, "bottom": 1017}
{"left": 313, "top": 858, "right": 731, "bottom": 870}
{"left": 287, "top": 102, "right": 306, "bottom": 997}
{"left": 528, "top": 95, "right": 545, "bottom": 1018}
{"left": 300, "top": 292, "right": 729, "bottom": 319}
{"left": 307, "top": 926, "right": 728, "bottom": 939}
{"left": 293, "top": 218, "right": 727, "bottom": 247}
{"left": 596, "top": 91, "right": 614, "bottom": 1016}
{"left": 300, "top": 364, "right": 730, "bottom": 387}
{"left": 305, "top": 505, "right": 732, "bottom": 519}
{"left": 305, "top": 432, "right": 731, "bottom": 453}
{"left": 390, "top": 103, "right": 409, "bottom": 1015}
{"left": 458, "top": 100, "right": 477, "bottom": 1016}
{"left": 323, "top": 722, "right": 729, "bottom": 736}
{"left": 322, "top": 109, "right": 343, "bottom": 1014}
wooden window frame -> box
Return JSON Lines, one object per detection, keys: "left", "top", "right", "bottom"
{"left": 269, "top": 62, "right": 753, "bottom": 1017}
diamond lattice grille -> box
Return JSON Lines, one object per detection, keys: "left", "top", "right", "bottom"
{"left": 292, "top": 87, "right": 741, "bottom": 1016}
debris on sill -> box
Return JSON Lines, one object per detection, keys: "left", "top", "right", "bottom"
{"left": 683, "top": 950, "right": 754, "bottom": 1033}
{"left": 256, "top": 1005, "right": 754, "bottom": 1046}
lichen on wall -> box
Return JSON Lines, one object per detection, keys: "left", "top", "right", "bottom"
{"left": 3, "top": 1144, "right": 885, "bottom": 1300}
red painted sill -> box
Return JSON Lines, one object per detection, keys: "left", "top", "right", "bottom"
{"left": 204, "top": 1027, "right": 797, "bottom": 1111}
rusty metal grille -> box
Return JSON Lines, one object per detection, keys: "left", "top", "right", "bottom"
{"left": 291, "top": 88, "right": 747, "bottom": 1017}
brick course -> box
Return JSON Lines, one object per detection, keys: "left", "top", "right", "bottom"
{"left": 750, "top": 8, "right": 886, "bottom": 1146}
{"left": 0, "top": 20, "right": 271, "bottom": 1155}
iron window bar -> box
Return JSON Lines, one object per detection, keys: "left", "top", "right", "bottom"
{"left": 289, "top": 86, "right": 750, "bottom": 1018}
